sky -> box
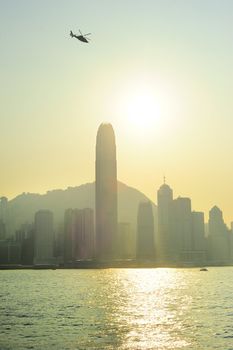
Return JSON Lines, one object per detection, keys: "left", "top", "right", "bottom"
{"left": 1, "top": 0, "right": 233, "bottom": 224}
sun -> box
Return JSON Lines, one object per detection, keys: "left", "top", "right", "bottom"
{"left": 124, "top": 89, "right": 160, "bottom": 130}
{"left": 115, "top": 85, "right": 162, "bottom": 135}
{"left": 109, "top": 77, "right": 181, "bottom": 141}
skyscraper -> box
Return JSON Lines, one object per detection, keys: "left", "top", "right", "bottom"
{"left": 73, "top": 208, "right": 95, "bottom": 260}
{"left": 64, "top": 208, "right": 95, "bottom": 263}
{"left": 0, "top": 197, "right": 8, "bottom": 224}
{"left": 0, "top": 197, "right": 8, "bottom": 238}
{"left": 171, "top": 197, "right": 192, "bottom": 262}
{"left": 191, "top": 211, "right": 206, "bottom": 264}
{"left": 157, "top": 182, "right": 173, "bottom": 262}
{"left": 136, "top": 201, "right": 155, "bottom": 260}
{"left": 208, "top": 206, "right": 229, "bottom": 264}
{"left": 95, "top": 123, "right": 118, "bottom": 260}
{"left": 34, "top": 210, "right": 54, "bottom": 265}
{"left": 192, "top": 211, "right": 206, "bottom": 251}
{"left": 64, "top": 208, "right": 74, "bottom": 263}
{"left": 118, "top": 222, "right": 133, "bottom": 259}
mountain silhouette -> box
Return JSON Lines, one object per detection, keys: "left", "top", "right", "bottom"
{"left": 7, "top": 181, "right": 157, "bottom": 235}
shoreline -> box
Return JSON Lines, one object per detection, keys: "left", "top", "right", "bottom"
{"left": 0, "top": 262, "right": 232, "bottom": 270}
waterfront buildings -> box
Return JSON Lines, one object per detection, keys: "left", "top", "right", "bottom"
{"left": 64, "top": 208, "right": 95, "bottom": 262}
{"left": 191, "top": 211, "right": 206, "bottom": 263}
{"left": 0, "top": 221, "right": 6, "bottom": 240}
{"left": 34, "top": 210, "right": 54, "bottom": 265}
{"left": 1, "top": 121, "right": 233, "bottom": 267}
{"left": 157, "top": 181, "right": 207, "bottom": 264}
{"left": 73, "top": 208, "right": 95, "bottom": 260}
{"left": 136, "top": 201, "right": 155, "bottom": 260}
{"left": 118, "top": 222, "right": 134, "bottom": 259}
{"left": 0, "top": 240, "right": 21, "bottom": 264}
{"left": 157, "top": 182, "right": 173, "bottom": 262}
{"left": 0, "top": 197, "right": 8, "bottom": 224}
{"left": 0, "top": 197, "right": 8, "bottom": 238}
{"left": 207, "top": 206, "right": 229, "bottom": 264}
{"left": 64, "top": 208, "right": 74, "bottom": 263}
{"left": 171, "top": 197, "right": 193, "bottom": 262}
{"left": 95, "top": 123, "right": 118, "bottom": 260}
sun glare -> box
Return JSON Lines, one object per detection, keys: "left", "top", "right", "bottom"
{"left": 118, "top": 87, "right": 161, "bottom": 133}
{"left": 109, "top": 77, "right": 182, "bottom": 142}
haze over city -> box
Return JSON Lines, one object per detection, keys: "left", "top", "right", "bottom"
{"left": 2, "top": 2, "right": 233, "bottom": 350}
{"left": 1, "top": 0, "right": 233, "bottom": 223}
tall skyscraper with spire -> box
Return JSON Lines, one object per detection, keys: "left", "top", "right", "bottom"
{"left": 157, "top": 180, "right": 173, "bottom": 262}
{"left": 95, "top": 123, "right": 118, "bottom": 260}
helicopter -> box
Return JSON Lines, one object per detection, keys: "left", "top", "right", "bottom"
{"left": 70, "top": 30, "right": 91, "bottom": 43}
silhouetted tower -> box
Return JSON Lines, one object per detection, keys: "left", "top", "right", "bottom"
{"left": 209, "top": 206, "right": 226, "bottom": 236}
{"left": 192, "top": 211, "right": 205, "bottom": 251}
{"left": 191, "top": 211, "right": 206, "bottom": 264}
{"left": 157, "top": 182, "right": 173, "bottom": 262}
{"left": 208, "top": 206, "right": 229, "bottom": 263}
{"left": 73, "top": 208, "right": 95, "bottom": 260}
{"left": 95, "top": 123, "right": 118, "bottom": 260}
{"left": 0, "top": 197, "right": 8, "bottom": 224}
{"left": 172, "top": 197, "right": 192, "bottom": 262}
{"left": 0, "top": 197, "right": 8, "bottom": 238}
{"left": 64, "top": 208, "right": 95, "bottom": 263}
{"left": 136, "top": 201, "right": 155, "bottom": 260}
{"left": 34, "top": 210, "right": 54, "bottom": 264}
{"left": 118, "top": 222, "right": 133, "bottom": 259}
{"left": 64, "top": 208, "right": 74, "bottom": 263}
{"left": 0, "top": 221, "right": 6, "bottom": 240}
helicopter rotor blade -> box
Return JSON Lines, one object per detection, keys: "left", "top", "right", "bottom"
{"left": 79, "top": 29, "right": 82, "bottom": 35}
{"left": 84, "top": 33, "right": 91, "bottom": 36}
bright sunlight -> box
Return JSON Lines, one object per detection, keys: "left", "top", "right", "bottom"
{"left": 118, "top": 86, "right": 161, "bottom": 133}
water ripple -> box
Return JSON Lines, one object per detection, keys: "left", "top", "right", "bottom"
{"left": 0, "top": 268, "right": 233, "bottom": 349}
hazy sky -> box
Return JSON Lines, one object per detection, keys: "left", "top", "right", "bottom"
{"left": 1, "top": 0, "right": 233, "bottom": 223}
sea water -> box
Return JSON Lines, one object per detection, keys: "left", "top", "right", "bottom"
{"left": 0, "top": 267, "right": 233, "bottom": 349}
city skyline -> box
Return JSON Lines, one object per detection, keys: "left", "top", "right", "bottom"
{"left": 1, "top": 0, "right": 233, "bottom": 224}
{"left": 1, "top": 3, "right": 233, "bottom": 350}
{"left": 1, "top": 122, "right": 232, "bottom": 268}
{"left": 0, "top": 142, "right": 232, "bottom": 226}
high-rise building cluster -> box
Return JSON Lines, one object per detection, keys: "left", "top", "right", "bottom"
{"left": 0, "top": 123, "right": 233, "bottom": 267}
{"left": 156, "top": 182, "right": 232, "bottom": 265}
{"left": 64, "top": 208, "right": 95, "bottom": 263}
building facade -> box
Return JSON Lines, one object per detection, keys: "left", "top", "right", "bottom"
{"left": 171, "top": 197, "right": 192, "bottom": 262}
{"left": 208, "top": 206, "right": 229, "bottom": 264}
{"left": 95, "top": 123, "right": 118, "bottom": 260}
{"left": 136, "top": 201, "right": 155, "bottom": 260}
{"left": 118, "top": 222, "right": 133, "bottom": 259}
{"left": 64, "top": 208, "right": 95, "bottom": 263}
{"left": 34, "top": 210, "right": 54, "bottom": 265}
{"left": 157, "top": 183, "right": 173, "bottom": 262}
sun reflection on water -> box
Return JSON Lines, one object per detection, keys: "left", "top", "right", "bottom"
{"left": 115, "top": 269, "right": 192, "bottom": 349}
{"left": 2, "top": 268, "right": 230, "bottom": 349}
